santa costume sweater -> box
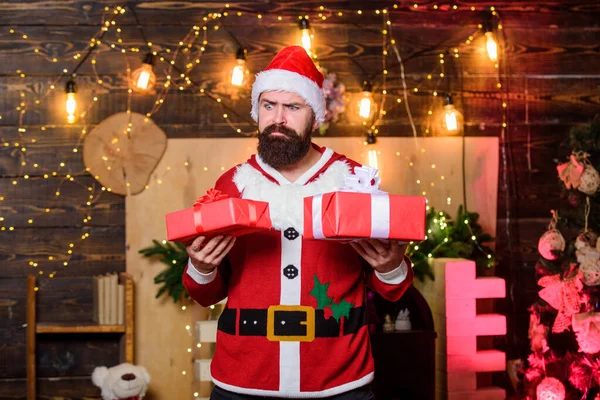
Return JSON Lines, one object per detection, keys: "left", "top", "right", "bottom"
{"left": 183, "top": 144, "right": 413, "bottom": 398}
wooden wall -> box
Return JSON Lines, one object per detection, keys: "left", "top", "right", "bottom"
{"left": 0, "top": 1, "right": 599, "bottom": 398}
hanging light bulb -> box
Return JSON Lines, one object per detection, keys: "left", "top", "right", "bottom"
{"left": 441, "top": 95, "right": 464, "bottom": 135}
{"left": 65, "top": 80, "right": 77, "bottom": 124}
{"left": 485, "top": 31, "right": 498, "bottom": 62}
{"left": 131, "top": 53, "right": 156, "bottom": 94}
{"left": 483, "top": 17, "right": 498, "bottom": 62}
{"left": 358, "top": 81, "right": 376, "bottom": 121}
{"left": 299, "top": 18, "right": 313, "bottom": 55}
{"left": 231, "top": 47, "right": 248, "bottom": 87}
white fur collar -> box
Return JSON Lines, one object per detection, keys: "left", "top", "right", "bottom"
{"left": 233, "top": 155, "right": 352, "bottom": 234}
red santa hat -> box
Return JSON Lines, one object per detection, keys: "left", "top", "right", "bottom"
{"left": 251, "top": 46, "right": 325, "bottom": 126}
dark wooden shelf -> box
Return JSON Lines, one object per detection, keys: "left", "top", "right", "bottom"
{"left": 36, "top": 323, "right": 126, "bottom": 334}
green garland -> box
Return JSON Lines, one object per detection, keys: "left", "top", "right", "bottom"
{"left": 138, "top": 240, "right": 190, "bottom": 303}
{"left": 140, "top": 204, "right": 496, "bottom": 302}
{"left": 408, "top": 205, "right": 496, "bottom": 282}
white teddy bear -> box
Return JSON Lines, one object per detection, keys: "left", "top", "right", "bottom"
{"left": 92, "top": 363, "right": 151, "bottom": 400}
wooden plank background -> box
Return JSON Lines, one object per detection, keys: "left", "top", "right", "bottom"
{"left": 0, "top": 0, "right": 599, "bottom": 398}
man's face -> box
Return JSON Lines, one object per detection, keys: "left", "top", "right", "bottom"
{"left": 257, "top": 91, "right": 318, "bottom": 169}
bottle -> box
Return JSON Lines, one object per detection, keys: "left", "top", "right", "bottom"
{"left": 394, "top": 309, "right": 411, "bottom": 331}
{"left": 383, "top": 314, "right": 394, "bottom": 333}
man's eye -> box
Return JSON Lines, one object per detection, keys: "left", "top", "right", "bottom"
{"left": 264, "top": 104, "right": 273, "bottom": 110}
{"left": 287, "top": 106, "right": 298, "bottom": 111}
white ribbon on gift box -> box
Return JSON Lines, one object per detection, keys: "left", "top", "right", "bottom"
{"left": 311, "top": 165, "right": 390, "bottom": 239}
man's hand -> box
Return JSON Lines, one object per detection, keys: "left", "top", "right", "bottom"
{"left": 350, "top": 239, "right": 407, "bottom": 273}
{"left": 186, "top": 235, "right": 236, "bottom": 274}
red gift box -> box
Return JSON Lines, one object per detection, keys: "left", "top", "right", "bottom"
{"left": 304, "top": 191, "right": 426, "bottom": 241}
{"left": 166, "top": 188, "right": 272, "bottom": 244}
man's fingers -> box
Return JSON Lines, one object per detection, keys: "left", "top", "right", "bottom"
{"left": 189, "top": 236, "right": 206, "bottom": 253}
{"left": 368, "top": 239, "right": 389, "bottom": 255}
{"left": 214, "top": 237, "right": 236, "bottom": 265}
{"left": 358, "top": 240, "right": 380, "bottom": 259}
{"left": 205, "top": 236, "right": 235, "bottom": 264}
{"left": 200, "top": 236, "right": 225, "bottom": 255}
{"left": 350, "top": 242, "right": 377, "bottom": 266}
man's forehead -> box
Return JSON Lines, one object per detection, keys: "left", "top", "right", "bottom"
{"left": 260, "top": 91, "right": 307, "bottom": 104}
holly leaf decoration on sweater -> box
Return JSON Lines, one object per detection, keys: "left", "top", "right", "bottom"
{"left": 331, "top": 299, "right": 354, "bottom": 322}
{"left": 310, "top": 275, "right": 332, "bottom": 309}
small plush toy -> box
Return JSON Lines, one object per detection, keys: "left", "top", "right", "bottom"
{"left": 92, "top": 363, "right": 151, "bottom": 400}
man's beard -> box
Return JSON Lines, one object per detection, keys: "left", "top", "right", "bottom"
{"left": 257, "top": 122, "right": 313, "bottom": 169}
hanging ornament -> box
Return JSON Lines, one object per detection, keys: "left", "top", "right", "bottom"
{"left": 528, "top": 312, "right": 548, "bottom": 352}
{"left": 556, "top": 153, "right": 584, "bottom": 189}
{"left": 536, "top": 377, "right": 565, "bottom": 400}
{"left": 538, "top": 269, "right": 583, "bottom": 333}
{"left": 580, "top": 259, "right": 600, "bottom": 286}
{"left": 575, "top": 230, "right": 597, "bottom": 250}
{"left": 538, "top": 211, "right": 565, "bottom": 260}
{"left": 572, "top": 312, "right": 600, "bottom": 354}
{"left": 579, "top": 164, "right": 600, "bottom": 195}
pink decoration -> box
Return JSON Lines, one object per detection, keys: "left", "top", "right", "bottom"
{"left": 538, "top": 229, "right": 565, "bottom": 260}
{"left": 556, "top": 154, "right": 584, "bottom": 189}
{"left": 572, "top": 312, "right": 600, "bottom": 354}
{"left": 528, "top": 312, "right": 549, "bottom": 352}
{"left": 538, "top": 271, "right": 583, "bottom": 333}
{"left": 536, "top": 377, "right": 565, "bottom": 400}
{"left": 443, "top": 261, "right": 506, "bottom": 399}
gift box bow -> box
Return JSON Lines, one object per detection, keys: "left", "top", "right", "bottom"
{"left": 340, "top": 165, "right": 383, "bottom": 193}
{"left": 312, "top": 165, "right": 392, "bottom": 239}
{"left": 193, "top": 188, "right": 228, "bottom": 207}
{"left": 192, "top": 188, "right": 261, "bottom": 234}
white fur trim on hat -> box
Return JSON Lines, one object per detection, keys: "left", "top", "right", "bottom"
{"left": 251, "top": 69, "right": 326, "bottom": 125}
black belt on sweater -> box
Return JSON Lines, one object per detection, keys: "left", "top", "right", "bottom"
{"left": 217, "top": 305, "right": 366, "bottom": 342}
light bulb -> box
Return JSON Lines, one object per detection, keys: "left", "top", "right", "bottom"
{"left": 131, "top": 53, "right": 156, "bottom": 94}
{"left": 357, "top": 81, "right": 375, "bottom": 121}
{"left": 485, "top": 31, "right": 498, "bottom": 62}
{"left": 444, "top": 107, "right": 458, "bottom": 131}
{"left": 65, "top": 80, "right": 77, "bottom": 124}
{"left": 441, "top": 95, "right": 464, "bottom": 135}
{"left": 230, "top": 47, "right": 247, "bottom": 86}
{"left": 359, "top": 96, "right": 372, "bottom": 119}
{"left": 135, "top": 64, "right": 153, "bottom": 90}
{"left": 299, "top": 18, "right": 312, "bottom": 54}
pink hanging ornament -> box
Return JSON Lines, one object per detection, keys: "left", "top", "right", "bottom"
{"left": 538, "top": 211, "right": 565, "bottom": 260}
{"left": 556, "top": 153, "right": 584, "bottom": 189}
{"left": 572, "top": 312, "right": 600, "bottom": 354}
{"left": 538, "top": 270, "right": 583, "bottom": 333}
{"left": 528, "top": 312, "right": 548, "bottom": 352}
{"left": 536, "top": 377, "right": 565, "bottom": 400}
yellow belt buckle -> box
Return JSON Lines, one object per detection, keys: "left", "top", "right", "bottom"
{"left": 267, "top": 305, "right": 315, "bottom": 342}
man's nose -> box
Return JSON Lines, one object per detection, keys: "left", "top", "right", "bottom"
{"left": 272, "top": 106, "right": 286, "bottom": 125}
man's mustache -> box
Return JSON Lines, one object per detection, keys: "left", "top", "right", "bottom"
{"left": 260, "top": 124, "right": 299, "bottom": 139}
